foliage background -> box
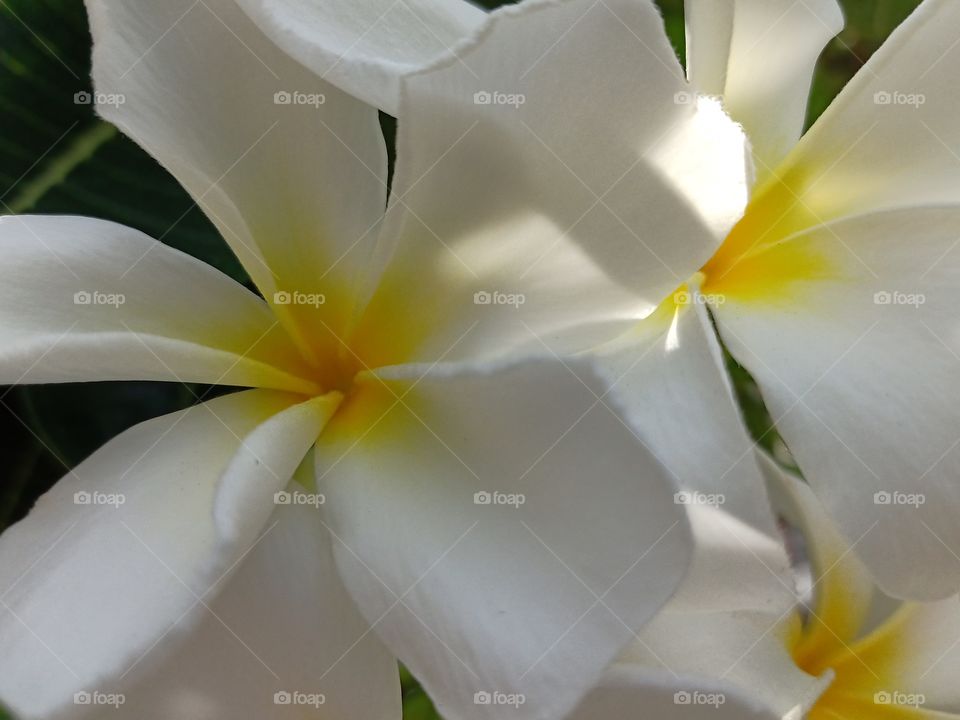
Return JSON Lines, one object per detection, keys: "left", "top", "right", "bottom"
{"left": 0, "top": 0, "right": 925, "bottom": 717}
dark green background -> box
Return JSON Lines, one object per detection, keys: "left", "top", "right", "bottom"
{"left": 0, "top": 1, "right": 925, "bottom": 717}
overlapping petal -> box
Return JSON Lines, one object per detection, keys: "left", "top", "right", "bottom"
{"left": 235, "top": 0, "right": 486, "bottom": 115}
{"left": 348, "top": 0, "right": 751, "bottom": 368}
{"left": 713, "top": 207, "right": 960, "bottom": 599}
{"left": 85, "top": 0, "right": 389, "bottom": 366}
{"left": 111, "top": 490, "right": 400, "bottom": 720}
{"left": 314, "top": 355, "right": 692, "bottom": 720}
{"left": 732, "top": 0, "right": 960, "bottom": 245}
{"left": 685, "top": 0, "right": 843, "bottom": 178}
{"left": 0, "top": 390, "right": 333, "bottom": 719}
{"left": 0, "top": 215, "right": 317, "bottom": 392}
{"left": 592, "top": 293, "right": 779, "bottom": 533}
{"left": 569, "top": 480, "right": 827, "bottom": 719}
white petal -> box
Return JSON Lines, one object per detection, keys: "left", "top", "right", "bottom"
{"left": 0, "top": 215, "right": 317, "bottom": 392}
{"left": 349, "top": 0, "right": 750, "bottom": 367}
{"left": 86, "top": 0, "right": 388, "bottom": 364}
{"left": 568, "top": 665, "right": 802, "bottom": 720}
{"left": 0, "top": 390, "right": 335, "bottom": 719}
{"left": 109, "top": 489, "right": 400, "bottom": 720}
{"left": 746, "top": 0, "right": 960, "bottom": 238}
{"left": 235, "top": 0, "right": 486, "bottom": 115}
{"left": 314, "top": 356, "right": 692, "bottom": 720}
{"left": 570, "top": 496, "right": 827, "bottom": 719}
{"left": 593, "top": 294, "right": 780, "bottom": 534}
{"left": 686, "top": 0, "right": 843, "bottom": 177}
{"left": 713, "top": 206, "right": 960, "bottom": 599}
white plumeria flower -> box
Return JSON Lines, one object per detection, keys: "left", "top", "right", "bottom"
{"left": 684, "top": 0, "right": 960, "bottom": 601}
{"left": 568, "top": 454, "right": 960, "bottom": 719}
{"left": 248, "top": 0, "right": 960, "bottom": 599}
{"left": 0, "top": 0, "right": 761, "bottom": 719}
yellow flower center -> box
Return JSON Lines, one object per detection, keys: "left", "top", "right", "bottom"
{"left": 698, "top": 168, "right": 844, "bottom": 304}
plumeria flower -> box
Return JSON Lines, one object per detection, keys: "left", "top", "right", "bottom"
{"left": 686, "top": 0, "right": 960, "bottom": 600}
{"left": 0, "top": 0, "right": 764, "bottom": 719}
{"left": 246, "top": 0, "right": 960, "bottom": 602}
{"left": 568, "top": 454, "right": 960, "bottom": 719}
